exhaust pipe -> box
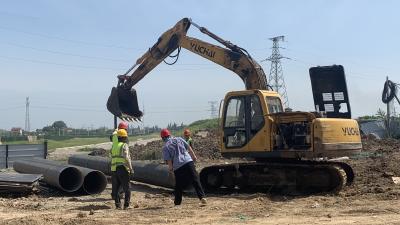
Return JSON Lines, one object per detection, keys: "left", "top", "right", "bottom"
{"left": 68, "top": 155, "right": 175, "bottom": 189}
{"left": 13, "top": 158, "right": 83, "bottom": 192}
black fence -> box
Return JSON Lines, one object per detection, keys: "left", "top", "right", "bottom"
{"left": 0, "top": 141, "right": 47, "bottom": 169}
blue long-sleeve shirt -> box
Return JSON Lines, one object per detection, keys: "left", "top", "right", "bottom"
{"left": 162, "top": 137, "right": 192, "bottom": 171}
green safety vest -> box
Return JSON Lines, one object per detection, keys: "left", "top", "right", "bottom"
{"left": 111, "top": 141, "right": 128, "bottom": 172}
{"left": 186, "top": 137, "right": 193, "bottom": 148}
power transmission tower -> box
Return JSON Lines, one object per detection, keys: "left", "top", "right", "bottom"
{"left": 263, "top": 36, "right": 290, "bottom": 108}
{"left": 25, "top": 97, "right": 30, "bottom": 132}
{"left": 208, "top": 101, "right": 218, "bottom": 119}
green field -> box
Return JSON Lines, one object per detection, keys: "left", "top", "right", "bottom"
{"left": 4, "top": 134, "right": 159, "bottom": 151}
{"left": 2, "top": 119, "right": 217, "bottom": 150}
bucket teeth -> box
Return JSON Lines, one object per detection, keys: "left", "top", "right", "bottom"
{"left": 119, "top": 115, "right": 141, "bottom": 123}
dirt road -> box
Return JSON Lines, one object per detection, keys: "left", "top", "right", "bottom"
{"left": 1, "top": 133, "right": 400, "bottom": 224}
{"left": 0, "top": 183, "right": 400, "bottom": 225}
{"left": 47, "top": 138, "right": 159, "bottom": 161}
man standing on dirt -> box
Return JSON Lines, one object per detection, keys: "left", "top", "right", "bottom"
{"left": 110, "top": 129, "right": 133, "bottom": 209}
{"left": 160, "top": 128, "right": 207, "bottom": 206}
{"left": 183, "top": 128, "right": 194, "bottom": 149}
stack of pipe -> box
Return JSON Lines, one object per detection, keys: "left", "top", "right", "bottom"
{"left": 13, "top": 158, "right": 107, "bottom": 194}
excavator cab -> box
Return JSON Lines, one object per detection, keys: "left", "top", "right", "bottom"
{"left": 107, "top": 82, "right": 143, "bottom": 121}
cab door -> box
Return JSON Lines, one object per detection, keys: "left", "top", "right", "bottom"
{"left": 222, "top": 94, "right": 265, "bottom": 152}
{"left": 222, "top": 95, "right": 248, "bottom": 151}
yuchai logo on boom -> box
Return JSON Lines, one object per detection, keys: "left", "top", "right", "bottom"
{"left": 190, "top": 42, "right": 216, "bottom": 58}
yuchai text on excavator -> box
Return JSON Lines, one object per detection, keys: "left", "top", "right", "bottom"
{"left": 107, "top": 18, "right": 362, "bottom": 194}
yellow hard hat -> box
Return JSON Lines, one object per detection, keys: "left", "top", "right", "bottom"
{"left": 117, "top": 129, "right": 128, "bottom": 137}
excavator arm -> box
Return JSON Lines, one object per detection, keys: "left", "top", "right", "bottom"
{"left": 107, "top": 18, "right": 268, "bottom": 121}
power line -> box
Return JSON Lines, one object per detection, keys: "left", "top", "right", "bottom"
{"left": 0, "top": 105, "right": 25, "bottom": 111}
{"left": 0, "top": 55, "right": 221, "bottom": 72}
{"left": 0, "top": 55, "right": 120, "bottom": 70}
{"left": 4, "top": 42, "right": 131, "bottom": 63}
{"left": 289, "top": 57, "right": 384, "bottom": 81}
{"left": 0, "top": 25, "right": 143, "bottom": 51}
{"left": 285, "top": 47, "right": 398, "bottom": 74}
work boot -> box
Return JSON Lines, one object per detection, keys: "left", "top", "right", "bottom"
{"left": 115, "top": 204, "right": 122, "bottom": 209}
{"left": 123, "top": 204, "right": 130, "bottom": 210}
{"left": 200, "top": 198, "right": 207, "bottom": 206}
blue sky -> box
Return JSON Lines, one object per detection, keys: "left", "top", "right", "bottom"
{"left": 0, "top": 0, "right": 398, "bottom": 130}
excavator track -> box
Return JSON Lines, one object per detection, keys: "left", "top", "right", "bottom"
{"left": 199, "top": 160, "right": 353, "bottom": 195}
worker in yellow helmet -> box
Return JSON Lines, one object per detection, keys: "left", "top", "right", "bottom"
{"left": 110, "top": 128, "right": 133, "bottom": 209}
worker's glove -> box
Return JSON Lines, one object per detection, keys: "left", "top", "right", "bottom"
{"left": 129, "top": 171, "right": 134, "bottom": 179}
{"left": 112, "top": 129, "right": 118, "bottom": 135}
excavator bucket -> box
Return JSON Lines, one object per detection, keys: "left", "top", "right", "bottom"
{"left": 107, "top": 86, "right": 143, "bottom": 121}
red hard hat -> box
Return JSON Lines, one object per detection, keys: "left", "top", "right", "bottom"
{"left": 160, "top": 128, "right": 171, "bottom": 138}
{"left": 118, "top": 121, "right": 128, "bottom": 130}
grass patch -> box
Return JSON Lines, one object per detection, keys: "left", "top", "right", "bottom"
{"left": 4, "top": 133, "right": 160, "bottom": 151}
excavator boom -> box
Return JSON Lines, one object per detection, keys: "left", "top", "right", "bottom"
{"left": 107, "top": 18, "right": 267, "bottom": 120}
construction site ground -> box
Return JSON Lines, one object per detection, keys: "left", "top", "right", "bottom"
{"left": 1, "top": 131, "right": 400, "bottom": 225}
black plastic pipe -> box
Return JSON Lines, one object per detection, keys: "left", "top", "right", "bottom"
{"left": 13, "top": 158, "right": 83, "bottom": 192}
{"left": 28, "top": 158, "right": 107, "bottom": 195}
{"left": 76, "top": 166, "right": 107, "bottom": 194}
{"left": 68, "top": 155, "right": 175, "bottom": 189}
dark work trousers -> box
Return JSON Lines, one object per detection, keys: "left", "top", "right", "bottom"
{"left": 173, "top": 161, "right": 205, "bottom": 205}
{"left": 111, "top": 165, "right": 131, "bottom": 207}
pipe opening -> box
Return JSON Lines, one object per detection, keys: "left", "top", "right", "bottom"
{"left": 59, "top": 167, "right": 83, "bottom": 192}
{"left": 82, "top": 171, "right": 107, "bottom": 194}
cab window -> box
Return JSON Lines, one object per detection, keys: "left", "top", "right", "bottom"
{"left": 266, "top": 97, "right": 283, "bottom": 114}
{"left": 224, "top": 97, "right": 245, "bottom": 128}
{"left": 224, "top": 97, "right": 246, "bottom": 148}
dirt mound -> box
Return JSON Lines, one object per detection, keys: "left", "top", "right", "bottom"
{"left": 90, "top": 129, "right": 222, "bottom": 161}
{"left": 88, "top": 131, "right": 400, "bottom": 198}
{"left": 129, "top": 129, "right": 221, "bottom": 160}
{"left": 343, "top": 138, "right": 400, "bottom": 199}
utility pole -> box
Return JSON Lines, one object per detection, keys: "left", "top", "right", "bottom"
{"left": 263, "top": 36, "right": 290, "bottom": 108}
{"left": 25, "top": 97, "right": 30, "bottom": 132}
{"left": 208, "top": 101, "right": 218, "bottom": 119}
{"left": 386, "top": 76, "right": 391, "bottom": 137}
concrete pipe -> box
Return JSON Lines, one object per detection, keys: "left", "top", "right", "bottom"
{"left": 13, "top": 158, "right": 83, "bottom": 192}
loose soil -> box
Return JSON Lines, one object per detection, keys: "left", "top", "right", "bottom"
{"left": 1, "top": 131, "right": 400, "bottom": 224}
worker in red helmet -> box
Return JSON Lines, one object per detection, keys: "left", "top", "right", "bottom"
{"left": 160, "top": 128, "right": 207, "bottom": 206}
{"left": 118, "top": 121, "right": 129, "bottom": 130}
{"left": 183, "top": 128, "right": 193, "bottom": 149}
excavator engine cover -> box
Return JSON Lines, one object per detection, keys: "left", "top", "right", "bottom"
{"left": 107, "top": 86, "right": 143, "bottom": 119}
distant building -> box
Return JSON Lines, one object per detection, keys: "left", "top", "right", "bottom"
{"left": 11, "top": 127, "right": 23, "bottom": 136}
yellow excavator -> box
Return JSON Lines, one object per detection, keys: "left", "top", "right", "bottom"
{"left": 107, "top": 18, "right": 362, "bottom": 194}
